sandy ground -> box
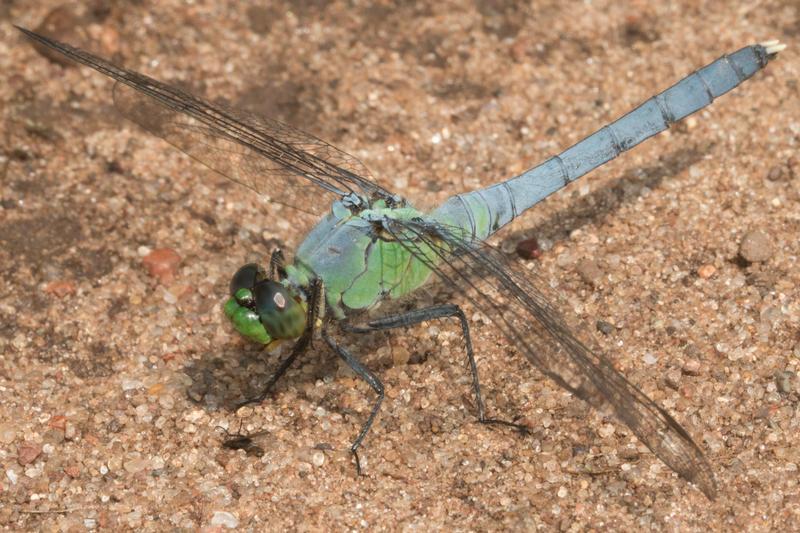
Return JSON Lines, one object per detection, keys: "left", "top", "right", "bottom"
{"left": 1, "top": 0, "right": 798, "bottom": 530}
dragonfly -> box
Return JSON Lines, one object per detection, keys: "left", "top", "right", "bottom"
{"left": 17, "top": 25, "right": 786, "bottom": 499}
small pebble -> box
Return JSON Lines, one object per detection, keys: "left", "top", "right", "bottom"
{"left": 766, "top": 164, "right": 787, "bottom": 181}
{"left": 48, "top": 415, "right": 67, "bottom": 430}
{"left": 121, "top": 378, "right": 143, "bottom": 391}
{"left": 697, "top": 264, "right": 716, "bottom": 279}
{"left": 556, "top": 251, "right": 574, "bottom": 268}
{"left": 739, "top": 230, "right": 772, "bottom": 263}
{"left": 775, "top": 371, "right": 796, "bottom": 394}
{"left": 598, "top": 424, "right": 615, "bottom": 438}
{"left": 312, "top": 450, "right": 325, "bottom": 467}
{"left": 0, "top": 423, "right": 17, "bottom": 444}
{"left": 516, "top": 237, "right": 542, "bottom": 260}
{"left": 123, "top": 456, "right": 150, "bottom": 474}
{"left": 158, "top": 395, "right": 175, "bottom": 409}
{"left": 183, "top": 409, "right": 205, "bottom": 423}
{"left": 210, "top": 511, "right": 239, "bottom": 529}
{"left": 142, "top": 248, "right": 181, "bottom": 284}
{"left": 596, "top": 320, "right": 614, "bottom": 335}
{"left": 619, "top": 447, "right": 640, "bottom": 461}
{"left": 43, "top": 428, "right": 65, "bottom": 445}
{"left": 17, "top": 442, "right": 42, "bottom": 466}
{"left": 162, "top": 289, "right": 178, "bottom": 305}
{"left": 392, "top": 347, "right": 411, "bottom": 366}
{"left": 64, "top": 422, "right": 78, "bottom": 441}
{"left": 576, "top": 257, "right": 603, "bottom": 286}
{"left": 665, "top": 369, "right": 682, "bottom": 390}
{"left": 682, "top": 359, "right": 702, "bottom": 376}
{"left": 643, "top": 352, "right": 658, "bottom": 365}
{"left": 43, "top": 280, "right": 76, "bottom": 297}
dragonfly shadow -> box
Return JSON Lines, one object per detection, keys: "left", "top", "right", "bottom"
{"left": 509, "top": 144, "right": 710, "bottom": 245}
{"left": 183, "top": 305, "right": 437, "bottom": 416}
{"left": 182, "top": 341, "right": 337, "bottom": 412}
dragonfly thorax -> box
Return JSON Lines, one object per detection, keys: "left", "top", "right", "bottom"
{"left": 223, "top": 263, "right": 307, "bottom": 346}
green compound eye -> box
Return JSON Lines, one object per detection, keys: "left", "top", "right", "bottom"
{"left": 224, "top": 291, "right": 272, "bottom": 345}
{"left": 224, "top": 281, "right": 306, "bottom": 345}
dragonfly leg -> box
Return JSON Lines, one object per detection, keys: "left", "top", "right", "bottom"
{"left": 235, "top": 278, "right": 323, "bottom": 409}
{"left": 322, "top": 329, "right": 384, "bottom": 475}
{"left": 344, "top": 304, "right": 528, "bottom": 434}
{"left": 269, "top": 248, "right": 287, "bottom": 280}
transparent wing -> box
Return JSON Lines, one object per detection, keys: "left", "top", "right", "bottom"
{"left": 385, "top": 217, "right": 717, "bottom": 499}
{"left": 18, "top": 26, "right": 394, "bottom": 215}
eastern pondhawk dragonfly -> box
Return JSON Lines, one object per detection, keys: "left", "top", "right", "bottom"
{"left": 17, "top": 26, "right": 785, "bottom": 499}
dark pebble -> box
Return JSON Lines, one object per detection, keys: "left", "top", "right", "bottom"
{"left": 516, "top": 237, "right": 542, "bottom": 260}
{"left": 775, "top": 371, "right": 796, "bottom": 394}
{"left": 766, "top": 164, "right": 787, "bottom": 181}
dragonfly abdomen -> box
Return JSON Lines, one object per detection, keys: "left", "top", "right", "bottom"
{"left": 432, "top": 42, "right": 779, "bottom": 241}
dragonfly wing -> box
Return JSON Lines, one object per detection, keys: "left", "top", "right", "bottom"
{"left": 110, "top": 82, "right": 333, "bottom": 215}
{"left": 18, "top": 26, "right": 394, "bottom": 215}
{"left": 386, "top": 217, "right": 717, "bottom": 499}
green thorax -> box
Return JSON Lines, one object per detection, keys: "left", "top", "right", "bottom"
{"left": 285, "top": 197, "right": 441, "bottom": 319}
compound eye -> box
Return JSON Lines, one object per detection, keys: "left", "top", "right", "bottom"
{"left": 253, "top": 281, "right": 294, "bottom": 316}
{"left": 252, "top": 280, "right": 306, "bottom": 340}
{"left": 229, "top": 263, "right": 266, "bottom": 296}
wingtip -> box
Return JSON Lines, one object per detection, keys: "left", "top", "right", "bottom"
{"left": 685, "top": 461, "right": 718, "bottom": 500}
{"left": 14, "top": 25, "right": 44, "bottom": 44}
{"left": 696, "top": 476, "right": 718, "bottom": 501}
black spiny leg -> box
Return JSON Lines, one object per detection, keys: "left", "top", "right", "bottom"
{"left": 322, "top": 329, "right": 384, "bottom": 475}
{"left": 344, "top": 304, "right": 528, "bottom": 434}
{"left": 269, "top": 248, "right": 287, "bottom": 280}
{"left": 235, "top": 278, "right": 323, "bottom": 409}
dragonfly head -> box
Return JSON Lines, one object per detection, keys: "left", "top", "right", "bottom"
{"left": 223, "top": 263, "right": 307, "bottom": 346}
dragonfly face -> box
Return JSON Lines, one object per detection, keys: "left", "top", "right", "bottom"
{"left": 224, "top": 263, "right": 307, "bottom": 346}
